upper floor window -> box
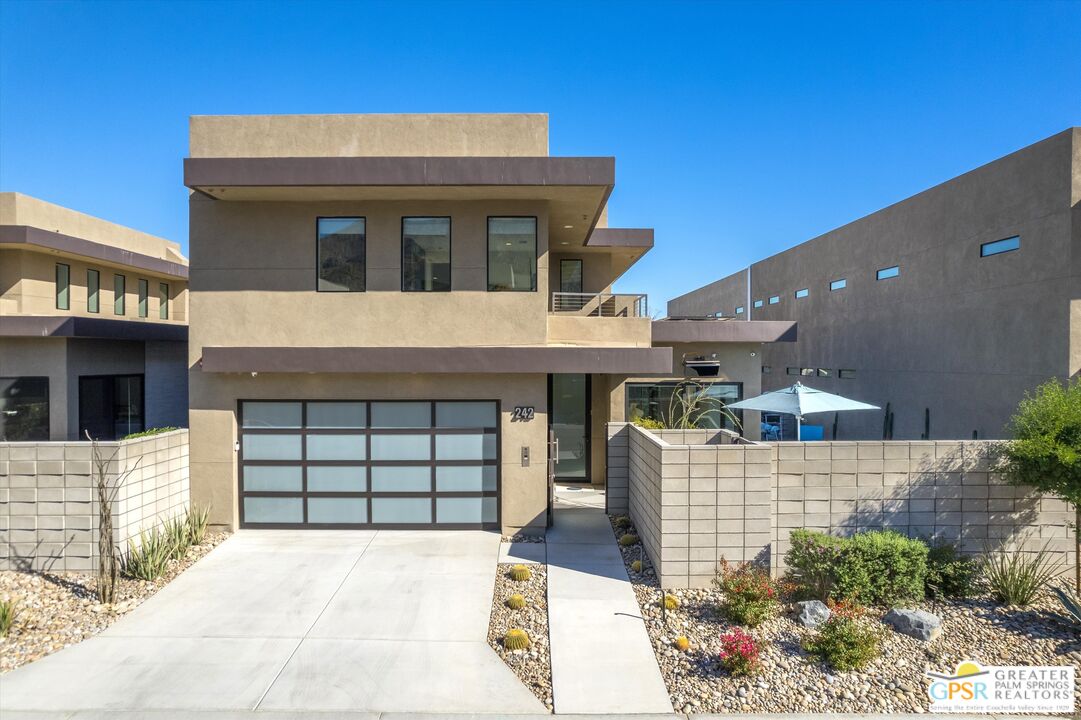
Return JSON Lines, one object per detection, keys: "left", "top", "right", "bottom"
{"left": 817, "top": 368, "right": 831, "bottom": 377}
{"left": 753, "top": 299, "right": 764, "bottom": 308}
{"left": 402, "top": 217, "right": 451, "bottom": 292}
{"left": 735, "top": 305, "right": 744, "bottom": 315}
{"left": 55, "top": 263, "right": 70, "bottom": 310}
{"left": 87, "top": 270, "right": 100, "bottom": 313}
{"left": 786, "top": 367, "right": 800, "bottom": 376}
{"left": 839, "top": 369, "right": 857, "bottom": 379}
{"left": 487, "top": 217, "right": 536, "bottom": 292}
{"left": 830, "top": 278, "right": 846, "bottom": 291}
{"left": 981, "top": 236, "right": 1020, "bottom": 257}
{"left": 762, "top": 365, "right": 772, "bottom": 374}
{"left": 317, "top": 217, "right": 366, "bottom": 292}
{"left": 114, "top": 274, "right": 125, "bottom": 315}
{"left": 876, "top": 265, "right": 899, "bottom": 280}
{"left": 159, "top": 282, "right": 169, "bottom": 319}
{"left": 768, "top": 295, "right": 780, "bottom": 305}
{"left": 795, "top": 288, "right": 809, "bottom": 299}
{"left": 138, "top": 279, "right": 149, "bottom": 317}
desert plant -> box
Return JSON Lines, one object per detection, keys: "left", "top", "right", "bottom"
{"left": 1051, "top": 586, "right": 1081, "bottom": 626}
{"left": 667, "top": 380, "right": 742, "bottom": 431}
{"left": 662, "top": 593, "right": 680, "bottom": 610}
{"left": 121, "top": 426, "right": 180, "bottom": 440}
{"left": 715, "top": 559, "right": 779, "bottom": 627}
{"left": 997, "top": 377, "right": 1081, "bottom": 592}
{"left": 163, "top": 515, "right": 191, "bottom": 561}
{"left": 719, "top": 628, "right": 761, "bottom": 676}
{"left": 983, "top": 540, "right": 1061, "bottom": 606}
{"left": 506, "top": 594, "right": 526, "bottom": 610}
{"left": 802, "top": 610, "right": 882, "bottom": 671}
{"left": 673, "top": 635, "right": 690, "bottom": 652}
{"left": 630, "top": 559, "right": 643, "bottom": 573}
{"left": 122, "top": 527, "right": 173, "bottom": 581}
{"left": 509, "top": 564, "right": 532, "bottom": 582}
{"left": 619, "top": 533, "right": 639, "bottom": 547}
{"left": 632, "top": 416, "right": 665, "bottom": 430}
{"left": 0, "top": 598, "right": 17, "bottom": 637}
{"left": 612, "top": 515, "right": 631, "bottom": 530}
{"left": 88, "top": 433, "right": 140, "bottom": 604}
{"left": 185, "top": 504, "right": 211, "bottom": 545}
{"left": 503, "top": 628, "right": 531, "bottom": 650}
{"left": 925, "top": 543, "right": 980, "bottom": 599}
{"left": 785, "top": 529, "right": 928, "bottom": 606}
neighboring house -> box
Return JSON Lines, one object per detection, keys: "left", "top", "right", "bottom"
{"left": 184, "top": 113, "right": 795, "bottom": 534}
{"left": 0, "top": 192, "right": 189, "bottom": 441}
{"left": 670, "top": 127, "right": 1081, "bottom": 441}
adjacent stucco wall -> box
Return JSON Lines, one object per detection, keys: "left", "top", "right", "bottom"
{"left": 610, "top": 425, "right": 1077, "bottom": 588}
{"left": 668, "top": 128, "right": 1081, "bottom": 440}
{"left": 189, "top": 113, "right": 549, "bottom": 159}
{"left": 144, "top": 340, "right": 189, "bottom": 430}
{"left": 0, "top": 430, "right": 190, "bottom": 571}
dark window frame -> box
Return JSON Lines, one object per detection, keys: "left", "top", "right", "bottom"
{"left": 624, "top": 380, "right": 744, "bottom": 433}
{"left": 981, "top": 236, "right": 1020, "bottom": 258}
{"left": 138, "top": 278, "right": 149, "bottom": 317}
{"left": 559, "top": 258, "right": 584, "bottom": 294}
{"left": 735, "top": 306, "right": 744, "bottom": 315}
{"left": 768, "top": 295, "right": 780, "bottom": 305}
{"left": 78, "top": 373, "right": 145, "bottom": 441}
{"left": 159, "top": 282, "right": 169, "bottom": 319}
{"left": 795, "top": 288, "right": 809, "bottom": 299}
{"left": 401, "top": 216, "right": 452, "bottom": 293}
{"left": 237, "top": 399, "right": 501, "bottom": 530}
{"left": 876, "top": 265, "right": 900, "bottom": 281}
{"left": 486, "top": 215, "right": 538, "bottom": 293}
{"left": 114, "top": 274, "right": 126, "bottom": 315}
{"left": 0, "top": 376, "right": 50, "bottom": 441}
{"left": 830, "top": 278, "right": 846, "bottom": 291}
{"left": 753, "top": 299, "right": 764, "bottom": 308}
{"left": 55, "top": 263, "right": 70, "bottom": 310}
{"left": 316, "top": 216, "right": 367, "bottom": 293}
{"left": 839, "top": 369, "right": 857, "bottom": 379}
{"left": 87, "top": 269, "right": 100, "bottom": 313}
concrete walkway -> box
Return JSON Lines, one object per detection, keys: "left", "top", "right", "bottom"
{"left": 0, "top": 530, "right": 545, "bottom": 716}
{"left": 547, "top": 486, "right": 673, "bottom": 715}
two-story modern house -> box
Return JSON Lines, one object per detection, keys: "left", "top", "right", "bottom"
{"left": 0, "top": 192, "right": 189, "bottom": 441}
{"left": 184, "top": 113, "right": 795, "bottom": 534}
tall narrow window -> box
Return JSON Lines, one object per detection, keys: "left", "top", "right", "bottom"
{"left": 158, "top": 282, "right": 169, "bottom": 319}
{"left": 317, "top": 217, "right": 366, "bottom": 292}
{"left": 114, "top": 274, "right": 125, "bottom": 315}
{"left": 138, "top": 279, "right": 149, "bottom": 317}
{"left": 559, "top": 259, "right": 583, "bottom": 293}
{"left": 876, "top": 265, "right": 899, "bottom": 280}
{"left": 487, "top": 217, "right": 537, "bottom": 292}
{"left": 981, "top": 236, "right": 1020, "bottom": 257}
{"left": 55, "top": 264, "right": 70, "bottom": 310}
{"left": 402, "top": 217, "right": 450, "bottom": 292}
{"left": 87, "top": 269, "right": 100, "bottom": 313}
{"left": 830, "top": 278, "right": 846, "bottom": 291}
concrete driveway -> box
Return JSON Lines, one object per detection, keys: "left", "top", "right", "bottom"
{"left": 0, "top": 530, "right": 546, "bottom": 715}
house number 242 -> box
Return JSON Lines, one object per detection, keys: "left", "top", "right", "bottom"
{"left": 512, "top": 406, "right": 535, "bottom": 421}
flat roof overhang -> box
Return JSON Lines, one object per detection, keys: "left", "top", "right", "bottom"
{"left": 200, "top": 345, "right": 673, "bottom": 375}
{"left": 183, "top": 155, "right": 615, "bottom": 247}
{"left": 652, "top": 319, "right": 798, "bottom": 345}
{"left": 575, "top": 227, "right": 654, "bottom": 281}
{"left": 0, "top": 316, "right": 188, "bottom": 343}
{"left": 0, "top": 225, "right": 189, "bottom": 280}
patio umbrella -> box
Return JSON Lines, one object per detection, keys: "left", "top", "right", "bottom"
{"left": 726, "top": 382, "right": 879, "bottom": 440}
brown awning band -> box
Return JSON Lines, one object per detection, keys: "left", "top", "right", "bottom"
{"left": 0, "top": 316, "right": 188, "bottom": 342}
{"left": 0, "top": 225, "right": 188, "bottom": 279}
{"left": 201, "top": 346, "right": 673, "bottom": 375}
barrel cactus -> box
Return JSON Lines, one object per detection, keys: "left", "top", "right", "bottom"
{"left": 613, "top": 515, "right": 631, "bottom": 530}
{"left": 619, "top": 533, "right": 639, "bottom": 547}
{"left": 506, "top": 593, "right": 526, "bottom": 610}
{"left": 674, "top": 635, "right": 690, "bottom": 652}
{"left": 504, "top": 628, "right": 531, "bottom": 650}
{"left": 509, "top": 564, "right": 532, "bottom": 582}
{"left": 663, "top": 593, "right": 680, "bottom": 610}
{"left": 630, "top": 559, "right": 643, "bottom": 573}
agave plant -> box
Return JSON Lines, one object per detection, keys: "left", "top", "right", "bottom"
{"left": 1051, "top": 586, "right": 1081, "bottom": 626}
{"left": 666, "top": 380, "right": 742, "bottom": 431}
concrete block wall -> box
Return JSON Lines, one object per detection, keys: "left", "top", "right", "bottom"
{"left": 609, "top": 427, "right": 1077, "bottom": 588}
{"left": 0, "top": 429, "right": 190, "bottom": 571}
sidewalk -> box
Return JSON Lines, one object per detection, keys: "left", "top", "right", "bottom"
{"left": 546, "top": 486, "right": 673, "bottom": 715}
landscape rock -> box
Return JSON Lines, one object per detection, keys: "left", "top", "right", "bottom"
{"left": 883, "top": 608, "right": 942, "bottom": 642}
{"left": 795, "top": 600, "right": 831, "bottom": 628}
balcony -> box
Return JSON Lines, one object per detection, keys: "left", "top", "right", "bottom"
{"left": 550, "top": 292, "right": 648, "bottom": 318}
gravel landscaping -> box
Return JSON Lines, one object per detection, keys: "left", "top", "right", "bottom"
{"left": 487, "top": 561, "right": 553, "bottom": 710}
{"left": 0, "top": 531, "right": 229, "bottom": 673}
{"left": 609, "top": 515, "right": 1081, "bottom": 715}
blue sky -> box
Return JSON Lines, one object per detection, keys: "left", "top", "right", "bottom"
{"left": 2, "top": 0, "right": 1079, "bottom": 309}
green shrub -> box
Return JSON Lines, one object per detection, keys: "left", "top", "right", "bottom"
{"left": 802, "top": 611, "right": 882, "bottom": 671}
{"left": 122, "top": 527, "right": 173, "bottom": 581}
{"left": 785, "top": 529, "right": 928, "bottom": 606}
{"left": 715, "top": 560, "right": 779, "bottom": 627}
{"left": 185, "top": 504, "right": 211, "bottom": 545}
{"left": 719, "top": 628, "right": 761, "bottom": 676}
{"left": 121, "top": 426, "right": 180, "bottom": 440}
{"left": 632, "top": 416, "right": 665, "bottom": 430}
{"left": 0, "top": 598, "right": 18, "bottom": 637}
{"left": 983, "top": 541, "right": 1061, "bottom": 607}
{"left": 925, "top": 543, "right": 980, "bottom": 599}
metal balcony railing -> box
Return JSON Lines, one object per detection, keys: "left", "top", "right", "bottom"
{"left": 550, "top": 292, "right": 648, "bottom": 318}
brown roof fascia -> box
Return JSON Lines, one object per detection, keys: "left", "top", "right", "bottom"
{"left": 0, "top": 225, "right": 188, "bottom": 279}
{"left": 651, "top": 320, "right": 798, "bottom": 345}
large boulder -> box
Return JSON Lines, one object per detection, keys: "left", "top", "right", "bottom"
{"left": 883, "top": 608, "right": 941, "bottom": 641}
{"left": 795, "top": 600, "right": 831, "bottom": 628}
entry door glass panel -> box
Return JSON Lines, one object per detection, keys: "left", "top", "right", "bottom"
{"left": 78, "top": 374, "right": 143, "bottom": 441}
{"left": 551, "top": 374, "right": 588, "bottom": 481}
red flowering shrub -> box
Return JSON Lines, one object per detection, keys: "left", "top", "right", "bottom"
{"left": 714, "top": 559, "right": 779, "bottom": 627}
{"left": 719, "top": 628, "right": 761, "bottom": 676}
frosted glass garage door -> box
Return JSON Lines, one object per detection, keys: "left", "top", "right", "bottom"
{"left": 238, "top": 400, "right": 499, "bottom": 528}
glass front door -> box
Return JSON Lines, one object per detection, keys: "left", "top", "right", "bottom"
{"left": 550, "top": 374, "right": 589, "bottom": 482}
